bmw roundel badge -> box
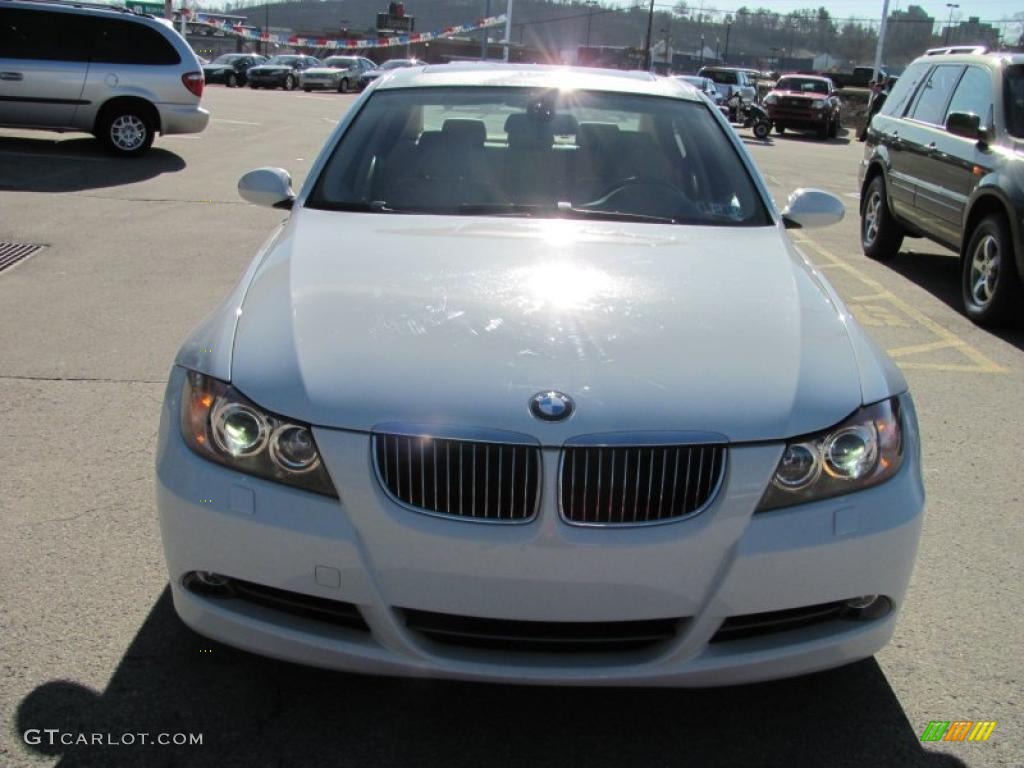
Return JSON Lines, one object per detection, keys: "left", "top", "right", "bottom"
{"left": 530, "top": 391, "right": 574, "bottom": 422}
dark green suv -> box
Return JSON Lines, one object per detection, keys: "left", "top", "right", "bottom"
{"left": 858, "top": 50, "right": 1023, "bottom": 326}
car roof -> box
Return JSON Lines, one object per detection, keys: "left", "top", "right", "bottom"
{"left": 376, "top": 63, "right": 702, "bottom": 100}
{"left": 777, "top": 73, "right": 830, "bottom": 82}
{"left": 911, "top": 51, "right": 1024, "bottom": 69}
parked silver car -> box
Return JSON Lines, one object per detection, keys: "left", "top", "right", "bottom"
{"left": 0, "top": 0, "right": 209, "bottom": 155}
{"left": 299, "top": 56, "right": 376, "bottom": 93}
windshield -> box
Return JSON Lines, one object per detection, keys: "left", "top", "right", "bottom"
{"left": 266, "top": 56, "right": 299, "bottom": 66}
{"left": 702, "top": 70, "right": 737, "bottom": 85}
{"left": 212, "top": 54, "right": 246, "bottom": 64}
{"left": 776, "top": 77, "right": 829, "bottom": 94}
{"left": 381, "top": 60, "right": 414, "bottom": 70}
{"left": 324, "top": 57, "right": 356, "bottom": 68}
{"left": 308, "top": 87, "right": 769, "bottom": 227}
{"left": 1007, "top": 65, "right": 1024, "bottom": 138}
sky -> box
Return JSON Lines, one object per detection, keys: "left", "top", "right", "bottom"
{"left": 655, "top": 0, "right": 1021, "bottom": 25}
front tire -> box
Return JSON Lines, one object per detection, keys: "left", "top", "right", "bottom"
{"left": 830, "top": 113, "right": 840, "bottom": 138}
{"left": 284, "top": 74, "right": 296, "bottom": 91}
{"left": 775, "top": 124, "right": 785, "bottom": 135}
{"left": 962, "top": 214, "right": 1019, "bottom": 327}
{"left": 98, "top": 106, "right": 154, "bottom": 157}
{"left": 339, "top": 78, "right": 351, "bottom": 93}
{"left": 861, "top": 176, "right": 903, "bottom": 261}
{"left": 227, "top": 72, "right": 239, "bottom": 88}
{"left": 817, "top": 118, "right": 830, "bottom": 140}
{"left": 753, "top": 120, "right": 770, "bottom": 140}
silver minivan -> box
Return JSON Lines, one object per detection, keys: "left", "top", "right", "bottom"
{"left": 0, "top": 0, "right": 209, "bottom": 155}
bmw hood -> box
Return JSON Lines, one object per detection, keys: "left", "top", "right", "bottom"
{"left": 229, "top": 210, "right": 866, "bottom": 444}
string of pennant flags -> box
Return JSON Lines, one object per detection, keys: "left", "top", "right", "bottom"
{"left": 192, "top": 13, "right": 508, "bottom": 51}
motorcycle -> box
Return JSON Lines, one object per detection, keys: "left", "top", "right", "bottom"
{"left": 727, "top": 93, "right": 772, "bottom": 140}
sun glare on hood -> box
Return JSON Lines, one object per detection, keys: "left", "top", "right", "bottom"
{"left": 518, "top": 260, "right": 619, "bottom": 312}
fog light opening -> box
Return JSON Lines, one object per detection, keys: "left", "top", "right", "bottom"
{"left": 842, "top": 595, "right": 891, "bottom": 620}
{"left": 183, "top": 570, "right": 234, "bottom": 597}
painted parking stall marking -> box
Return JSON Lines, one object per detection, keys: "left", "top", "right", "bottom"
{"left": 791, "top": 233, "right": 1005, "bottom": 374}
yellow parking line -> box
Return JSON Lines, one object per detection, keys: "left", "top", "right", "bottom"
{"left": 791, "top": 234, "right": 1006, "bottom": 374}
{"left": 887, "top": 339, "right": 966, "bottom": 358}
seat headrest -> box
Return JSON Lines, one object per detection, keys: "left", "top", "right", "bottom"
{"left": 503, "top": 112, "right": 558, "bottom": 150}
{"left": 441, "top": 119, "right": 486, "bottom": 146}
{"left": 576, "top": 122, "right": 621, "bottom": 149}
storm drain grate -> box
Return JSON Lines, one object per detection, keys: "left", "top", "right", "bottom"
{"left": 0, "top": 242, "right": 45, "bottom": 273}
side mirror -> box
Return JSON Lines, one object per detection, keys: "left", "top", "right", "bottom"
{"left": 945, "top": 111, "right": 988, "bottom": 144}
{"left": 781, "top": 188, "right": 845, "bottom": 230}
{"left": 238, "top": 167, "right": 294, "bottom": 209}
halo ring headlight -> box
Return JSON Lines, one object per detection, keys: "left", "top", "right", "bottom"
{"left": 269, "top": 424, "right": 321, "bottom": 473}
{"left": 211, "top": 401, "right": 270, "bottom": 457}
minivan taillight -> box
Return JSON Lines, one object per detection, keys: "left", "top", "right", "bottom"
{"left": 182, "top": 72, "right": 204, "bottom": 98}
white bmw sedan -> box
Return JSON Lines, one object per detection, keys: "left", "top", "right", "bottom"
{"left": 156, "top": 64, "right": 924, "bottom": 686}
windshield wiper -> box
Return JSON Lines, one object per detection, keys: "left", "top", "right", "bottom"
{"left": 457, "top": 203, "right": 678, "bottom": 225}
{"left": 307, "top": 200, "right": 394, "bottom": 213}
{"left": 561, "top": 207, "right": 678, "bottom": 225}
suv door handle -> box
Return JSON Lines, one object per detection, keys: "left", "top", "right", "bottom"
{"left": 0, "top": 72, "right": 24, "bottom": 81}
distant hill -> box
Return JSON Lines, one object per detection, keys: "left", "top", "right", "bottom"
{"left": 224, "top": 0, "right": 654, "bottom": 56}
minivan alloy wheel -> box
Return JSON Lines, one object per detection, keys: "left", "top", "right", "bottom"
{"left": 110, "top": 115, "right": 147, "bottom": 151}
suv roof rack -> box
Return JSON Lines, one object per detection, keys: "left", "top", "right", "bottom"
{"left": 924, "top": 45, "right": 987, "bottom": 56}
{"left": 3, "top": 0, "right": 150, "bottom": 16}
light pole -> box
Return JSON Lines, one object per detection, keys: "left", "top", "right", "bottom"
{"left": 643, "top": 0, "right": 656, "bottom": 71}
{"left": 481, "top": 0, "right": 490, "bottom": 60}
{"left": 871, "top": 0, "right": 891, "bottom": 84}
{"left": 944, "top": 3, "right": 959, "bottom": 45}
{"left": 585, "top": 0, "right": 598, "bottom": 48}
{"left": 503, "top": 0, "right": 513, "bottom": 62}
{"left": 723, "top": 21, "right": 731, "bottom": 63}
{"left": 264, "top": 2, "right": 269, "bottom": 57}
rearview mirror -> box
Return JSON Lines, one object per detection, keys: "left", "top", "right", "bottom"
{"left": 945, "top": 111, "right": 987, "bottom": 143}
{"left": 781, "top": 188, "right": 845, "bottom": 230}
{"left": 238, "top": 167, "right": 294, "bottom": 209}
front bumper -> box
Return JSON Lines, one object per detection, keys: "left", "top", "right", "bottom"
{"left": 300, "top": 77, "right": 340, "bottom": 90}
{"left": 767, "top": 106, "right": 831, "bottom": 128}
{"left": 248, "top": 72, "right": 289, "bottom": 87}
{"left": 156, "top": 104, "right": 209, "bottom": 135}
{"left": 156, "top": 368, "right": 924, "bottom": 686}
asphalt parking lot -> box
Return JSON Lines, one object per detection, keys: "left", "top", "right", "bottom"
{"left": 1, "top": 86, "right": 1021, "bottom": 768}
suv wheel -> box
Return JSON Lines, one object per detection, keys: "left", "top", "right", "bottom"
{"left": 284, "top": 74, "right": 296, "bottom": 91}
{"left": 861, "top": 176, "right": 903, "bottom": 261}
{"left": 962, "top": 214, "right": 1019, "bottom": 327}
{"left": 99, "top": 107, "right": 154, "bottom": 157}
{"left": 775, "top": 124, "right": 785, "bottom": 134}
{"left": 830, "top": 114, "right": 840, "bottom": 138}
{"left": 338, "top": 78, "right": 351, "bottom": 93}
{"left": 817, "top": 118, "right": 830, "bottom": 140}
{"left": 227, "top": 72, "right": 239, "bottom": 88}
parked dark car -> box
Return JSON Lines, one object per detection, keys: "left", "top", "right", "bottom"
{"left": 675, "top": 75, "right": 729, "bottom": 118}
{"left": 247, "top": 55, "right": 320, "bottom": 90}
{"left": 859, "top": 50, "right": 1024, "bottom": 326}
{"left": 763, "top": 74, "right": 842, "bottom": 139}
{"left": 359, "top": 57, "right": 421, "bottom": 89}
{"left": 202, "top": 53, "right": 266, "bottom": 88}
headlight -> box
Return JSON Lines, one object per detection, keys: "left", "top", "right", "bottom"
{"left": 756, "top": 398, "right": 903, "bottom": 512}
{"left": 763, "top": 93, "right": 777, "bottom": 105}
{"left": 181, "top": 371, "right": 338, "bottom": 497}
{"left": 811, "top": 100, "right": 827, "bottom": 110}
